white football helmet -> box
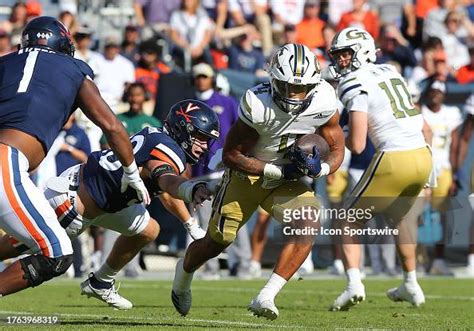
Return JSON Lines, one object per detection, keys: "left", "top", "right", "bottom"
{"left": 268, "top": 43, "right": 321, "bottom": 114}
{"left": 328, "top": 27, "right": 377, "bottom": 77}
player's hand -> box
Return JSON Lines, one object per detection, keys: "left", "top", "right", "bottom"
{"left": 192, "top": 184, "right": 212, "bottom": 205}
{"left": 121, "top": 161, "right": 151, "bottom": 205}
{"left": 183, "top": 217, "right": 206, "bottom": 240}
{"left": 289, "top": 146, "right": 322, "bottom": 178}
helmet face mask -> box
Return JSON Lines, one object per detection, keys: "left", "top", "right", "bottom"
{"left": 328, "top": 27, "right": 377, "bottom": 77}
{"left": 268, "top": 43, "right": 321, "bottom": 115}
{"left": 165, "top": 100, "right": 220, "bottom": 164}
{"left": 21, "top": 16, "right": 75, "bottom": 56}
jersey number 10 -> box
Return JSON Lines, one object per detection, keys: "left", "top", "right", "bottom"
{"left": 379, "top": 78, "right": 419, "bottom": 119}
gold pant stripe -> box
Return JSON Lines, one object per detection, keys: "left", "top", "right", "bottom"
{"left": 350, "top": 151, "right": 385, "bottom": 199}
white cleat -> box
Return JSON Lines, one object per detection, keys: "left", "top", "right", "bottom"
{"left": 330, "top": 284, "right": 365, "bottom": 311}
{"left": 80, "top": 274, "right": 133, "bottom": 310}
{"left": 171, "top": 258, "right": 192, "bottom": 316}
{"left": 248, "top": 297, "right": 279, "bottom": 320}
{"left": 387, "top": 283, "right": 425, "bottom": 307}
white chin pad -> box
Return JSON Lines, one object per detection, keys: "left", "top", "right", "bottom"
{"left": 45, "top": 177, "right": 70, "bottom": 194}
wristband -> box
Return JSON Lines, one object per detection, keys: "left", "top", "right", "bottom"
{"left": 263, "top": 163, "right": 283, "bottom": 180}
{"left": 177, "top": 180, "right": 207, "bottom": 203}
{"left": 123, "top": 161, "right": 138, "bottom": 174}
{"left": 318, "top": 163, "right": 331, "bottom": 177}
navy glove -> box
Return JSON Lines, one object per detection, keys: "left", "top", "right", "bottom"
{"left": 288, "top": 146, "right": 322, "bottom": 178}
{"left": 281, "top": 162, "right": 303, "bottom": 180}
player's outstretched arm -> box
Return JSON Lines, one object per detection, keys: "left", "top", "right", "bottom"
{"left": 159, "top": 192, "right": 206, "bottom": 240}
{"left": 76, "top": 79, "right": 150, "bottom": 204}
{"left": 222, "top": 119, "right": 266, "bottom": 175}
{"left": 317, "top": 111, "right": 345, "bottom": 174}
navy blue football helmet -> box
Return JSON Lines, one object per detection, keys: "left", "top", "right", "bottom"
{"left": 21, "top": 16, "right": 75, "bottom": 56}
{"left": 165, "top": 99, "right": 220, "bottom": 164}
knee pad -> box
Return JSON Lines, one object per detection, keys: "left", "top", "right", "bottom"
{"left": 20, "top": 254, "right": 73, "bottom": 287}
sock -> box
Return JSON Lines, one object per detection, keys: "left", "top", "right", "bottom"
{"left": 346, "top": 268, "right": 362, "bottom": 286}
{"left": 468, "top": 254, "right": 474, "bottom": 267}
{"left": 258, "top": 272, "right": 287, "bottom": 300}
{"left": 173, "top": 261, "right": 194, "bottom": 292}
{"left": 94, "top": 262, "right": 119, "bottom": 284}
{"left": 403, "top": 270, "right": 417, "bottom": 285}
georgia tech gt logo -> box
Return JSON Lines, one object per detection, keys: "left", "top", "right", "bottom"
{"left": 346, "top": 29, "right": 369, "bottom": 40}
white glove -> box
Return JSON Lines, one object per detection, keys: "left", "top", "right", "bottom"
{"left": 65, "top": 219, "right": 84, "bottom": 238}
{"left": 121, "top": 161, "right": 151, "bottom": 205}
{"left": 183, "top": 217, "right": 206, "bottom": 240}
{"left": 177, "top": 180, "right": 210, "bottom": 204}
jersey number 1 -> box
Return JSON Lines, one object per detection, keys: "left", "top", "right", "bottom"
{"left": 379, "top": 78, "right": 419, "bottom": 119}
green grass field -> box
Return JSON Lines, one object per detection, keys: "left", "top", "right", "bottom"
{"left": 0, "top": 278, "right": 472, "bottom": 330}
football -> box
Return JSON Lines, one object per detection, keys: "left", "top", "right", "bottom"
{"left": 294, "top": 133, "right": 330, "bottom": 160}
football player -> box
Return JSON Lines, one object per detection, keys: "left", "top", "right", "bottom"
{"left": 0, "top": 17, "right": 149, "bottom": 296}
{"left": 171, "top": 44, "right": 345, "bottom": 320}
{"left": 0, "top": 99, "right": 219, "bottom": 309}
{"left": 328, "top": 27, "right": 432, "bottom": 310}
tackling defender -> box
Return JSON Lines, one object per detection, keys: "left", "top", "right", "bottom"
{"left": 328, "top": 27, "right": 432, "bottom": 310}
{"left": 0, "top": 16, "right": 149, "bottom": 296}
{"left": 171, "top": 44, "right": 345, "bottom": 320}
{"left": 0, "top": 99, "right": 219, "bottom": 309}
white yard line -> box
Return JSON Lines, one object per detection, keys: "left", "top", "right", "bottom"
{"left": 0, "top": 310, "right": 315, "bottom": 329}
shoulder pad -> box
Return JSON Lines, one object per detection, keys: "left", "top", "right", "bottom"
{"left": 72, "top": 57, "right": 95, "bottom": 80}
{"left": 337, "top": 74, "right": 367, "bottom": 106}
{"left": 238, "top": 85, "right": 267, "bottom": 128}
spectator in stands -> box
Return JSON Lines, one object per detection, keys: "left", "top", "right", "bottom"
{"left": 228, "top": 29, "right": 266, "bottom": 76}
{"left": 121, "top": 24, "right": 141, "bottom": 66}
{"left": 376, "top": 24, "right": 417, "bottom": 76}
{"left": 101, "top": 83, "right": 162, "bottom": 149}
{"left": 423, "top": 0, "right": 472, "bottom": 41}
{"left": 135, "top": 41, "right": 171, "bottom": 104}
{"left": 228, "top": 0, "right": 273, "bottom": 56}
{"left": 169, "top": 0, "right": 214, "bottom": 66}
{"left": 409, "top": 38, "right": 444, "bottom": 86}
{"left": 337, "top": 0, "right": 380, "bottom": 41}
{"left": 0, "top": 2, "right": 28, "bottom": 46}
{"left": 94, "top": 36, "right": 135, "bottom": 113}
{"left": 73, "top": 26, "right": 100, "bottom": 73}
{"left": 456, "top": 45, "right": 474, "bottom": 84}
{"left": 282, "top": 23, "right": 297, "bottom": 45}
{"left": 270, "top": 0, "right": 305, "bottom": 44}
{"left": 58, "top": 10, "right": 78, "bottom": 36}
{"left": 0, "top": 30, "right": 12, "bottom": 56}
{"left": 295, "top": 0, "right": 325, "bottom": 50}
{"left": 369, "top": 0, "right": 412, "bottom": 26}
{"left": 56, "top": 114, "right": 90, "bottom": 177}
{"left": 134, "top": 0, "right": 181, "bottom": 39}
{"left": 441, "top": 11, "right": 470, "bottom": 72}
{"left": 328, "top": 0, "right": 353, "bottom": 26}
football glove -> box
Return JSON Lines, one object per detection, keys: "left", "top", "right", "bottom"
{"left": 288, "top": 146, "right": 322, "bottom": 178}
{"left": 121, "top": 161, "right": 151, "bottom": 205}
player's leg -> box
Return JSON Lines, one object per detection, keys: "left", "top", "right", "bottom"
{"left": 80, "top": 205, "right": 158, "bottom": 310}
{"left": 0, "top": 146, "right": 73, "bottom": 296}
{"left": 249, "top": 209, "right": 272, "bottom": 278}
{"left": 248, "top": 180, "right": 319, "bottom": 320}
{"left": 172, "top": 170, "right": 264, "bottom": 316}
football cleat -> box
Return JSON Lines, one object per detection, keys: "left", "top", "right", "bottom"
{"left": 171, "top": 259, "right": 192, "bottom": 316}
{"left": 330, "top": 284, "right": 365, "bottom": 311}
{"left": 80, "top": 274, "right": 132, "bottom": 310}
{"left": 429, "top": 259, "right": 454, "bottom": 276}
{"left": 248, "top": 297, "right": 279, "bottom": 320}
{"left": 386, "top": 283, "right": 425, "bottom": 307}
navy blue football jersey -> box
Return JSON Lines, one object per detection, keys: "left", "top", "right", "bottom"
{"left": 82, "top": 127, "right": 187, "bottom": 213}
{"left": 0, "top": 47, "right": 94, "bottom": 152}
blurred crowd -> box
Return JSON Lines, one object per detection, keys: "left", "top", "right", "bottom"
{"left": 0, "top": 0, "right": 473, "bottom": 279}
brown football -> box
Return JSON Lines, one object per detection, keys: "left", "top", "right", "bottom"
{"left": 294, "top": 134, "right": 330, "bottom": 160}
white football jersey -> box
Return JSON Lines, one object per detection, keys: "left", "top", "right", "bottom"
{"left": 422, "top": 105, "right": 462, "bottom": 172}
{"left": 338, "top": 63, "right": 426, "bottom": 152}
{"left": 238, "top": 80, "right": 338, "bottom": 165}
